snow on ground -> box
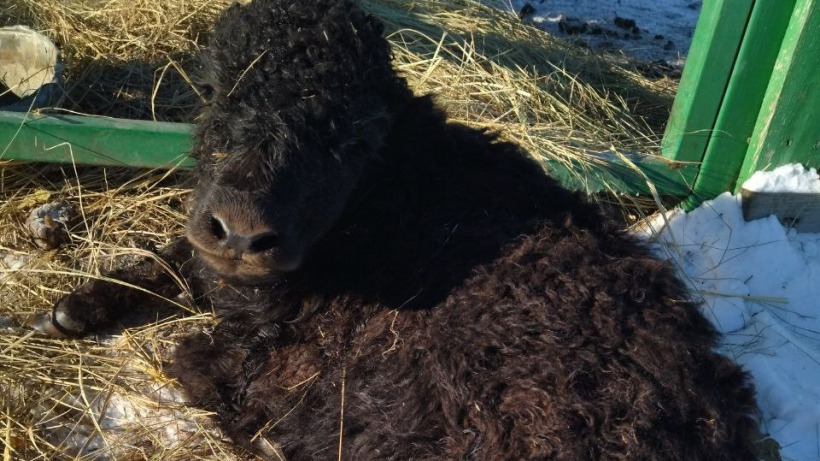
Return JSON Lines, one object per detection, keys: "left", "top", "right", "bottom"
{"left": 14, "top": 336, "right": 219, "bottom": 459}
{"left": 484, "top": 0, "right": 701, "bottom": 64}
{"left": 45, "top": 382, "right": 204, "bottom": 460}
{"left": 744, "top": 164, "right": 820, "bottom": 194}
{"left": 0, "top": 250, "right": 29, "bottom": 281}
{"left": 640, "top": 164, "right": 820, "bottom": 461}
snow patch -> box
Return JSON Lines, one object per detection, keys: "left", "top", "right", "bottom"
{"left": 1, "top": 250, "right": 29, "bottom": 271}
{"left": 39, "top": 381, "right": 215, "bottom": 460}
{"left": 639, "top": 163, "right": 820, "bottom": 461}
{"left": 0, "top": 250, "right": 30, "bottom": 282}
{"left": 742, "top": 163, "right": 820, "bottom": 193}
{"left": 483, "top": 0, "right": 700, "bottom": 64}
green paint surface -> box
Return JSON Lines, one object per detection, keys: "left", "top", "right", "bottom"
{"left": 739, "top": 0, "right": 820, "bottom": 186}
{"left": 0, "top": 111, "right": 691, "bottom": 196}
{"left": 0, "top": 111, "right": 195, "bottom": 169}
{"left": 684, "top": 0, "right": 796, "bottom": 208}
{"left": 662, "top": 0, "right": 754, "bottom": 188}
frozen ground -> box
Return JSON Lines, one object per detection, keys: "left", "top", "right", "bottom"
{"left": 640, "top": 164, "right": 820, "bottom": 461}
{"left": 484, "top": 0, "right": 701, "bottom": 65}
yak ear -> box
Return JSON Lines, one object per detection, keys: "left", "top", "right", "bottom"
{"left": 190, "top": 2, "right": 247, "bottom": 103}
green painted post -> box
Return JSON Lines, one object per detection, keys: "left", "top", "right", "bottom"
{"left": 738, "top": 0, "right": 820, "bottom": 186}
{"left": 683, "top": 0, "right": 796, "bottom": 208}
{"left": 661, "top": 0, "right": 755, "bottom": 189}
{"left": 0, "top": 111, "right": 195, "bottom": 169}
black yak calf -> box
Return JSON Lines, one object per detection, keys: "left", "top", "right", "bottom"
{"left": 33, "top": 0, "right": 762, "bottom": 459}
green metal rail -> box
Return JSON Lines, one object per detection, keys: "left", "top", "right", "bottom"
{"left": 0, "top": 110, "right": 694, "bottom": 197}
{"left": 0, "top": 111, "right": 194, "bottom": 169}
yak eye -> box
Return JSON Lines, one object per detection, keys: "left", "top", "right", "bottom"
{"left": 210, "top": 216, "right": 228, "bottom": 241}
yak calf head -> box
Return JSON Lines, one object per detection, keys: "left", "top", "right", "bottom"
{"left": 185, "top": 0, "right": 408, "bottom": 284}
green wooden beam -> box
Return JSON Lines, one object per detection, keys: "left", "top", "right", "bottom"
{"left": 683, "top": 0, "right": 796, "bottom": 209}
{"left": 661, "top": 0, "right": 754, "bottom": 187}
{"left": 0, "top": 110, "right": 691, "bottom": 197}
{"left": 0, "top": 111, "right": 194, "bottom": 169}
{"left": 738, "top": 0, "right": 820, "bottom": 186}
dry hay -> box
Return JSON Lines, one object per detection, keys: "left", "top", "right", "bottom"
{"left": 0, "top": 0, "right": 678, "bottom": 459}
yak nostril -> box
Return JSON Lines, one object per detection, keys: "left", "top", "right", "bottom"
{"left": 249, "top": 232, "right": 279, "bottom": 253}
{"left": 205, "top": 213, "right": 278, "bottom": 254}
{"left": 210, "top": 215, "right": 228, "bottom": 241}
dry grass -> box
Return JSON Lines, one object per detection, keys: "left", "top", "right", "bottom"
{"left": 0, "top": 166, "right": 245, "bottom": 460}
{"left": 0, "top": 0, "right": 678, "bottom": 459}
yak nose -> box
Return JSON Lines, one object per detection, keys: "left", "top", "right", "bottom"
{"left": 209, "top": 213, "right": 280, "bottom": 258}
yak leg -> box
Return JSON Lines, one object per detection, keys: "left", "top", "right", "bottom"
{"left": 30, "top": 238, "right": 197, "bottom": 337}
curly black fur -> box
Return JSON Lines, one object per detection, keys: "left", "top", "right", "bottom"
{"left": 46, "top": 0, "right": 762, "bottom": 459}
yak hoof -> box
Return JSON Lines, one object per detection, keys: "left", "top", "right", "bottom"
{"left": 28, "top": 309, "right": 85, "bottom": 338}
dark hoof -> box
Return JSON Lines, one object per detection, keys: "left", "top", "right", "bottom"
{"left": 27, "top": 309, "right": 85, "bottom": 338}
